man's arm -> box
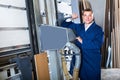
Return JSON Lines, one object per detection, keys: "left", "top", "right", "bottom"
{"left": 61, "top": 13, "right": 80, "bottom": 31}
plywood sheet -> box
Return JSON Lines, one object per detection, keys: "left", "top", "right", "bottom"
{"left": 34, "top": 53, "right": 50, "bottom": 80}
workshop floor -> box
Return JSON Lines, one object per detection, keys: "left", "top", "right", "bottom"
{"left": 101, "top": 68, "right": 120, "bottom": 80}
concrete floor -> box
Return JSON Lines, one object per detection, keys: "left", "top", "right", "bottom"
{"left": 101, "top": 68, "right": 120, "bottom": 80}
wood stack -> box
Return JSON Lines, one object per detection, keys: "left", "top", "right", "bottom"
{"left": 81, "top": 0, "right": 91, "bottom": 9}
{"left": 105, "top": 0, "right": 120, "bottom": 68}
{"left": 112, "top": 0, "right": 120, "bottom": 68}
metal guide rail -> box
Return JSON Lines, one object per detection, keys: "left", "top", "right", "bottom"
{"left": 0, "top": 4, "right": 26, "bottom": 10}
{"left": 0, "top": 44, "right": 31, "bottom": 57}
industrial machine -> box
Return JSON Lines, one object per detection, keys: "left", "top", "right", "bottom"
{"left": 35, "top": 25, "right": 81, "bottom": 80}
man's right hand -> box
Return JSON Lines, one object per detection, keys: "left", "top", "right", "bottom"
{"left": 72, "top": 13, "right": 79, "bottom": 19}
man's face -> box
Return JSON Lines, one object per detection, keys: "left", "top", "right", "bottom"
{"left": 82, "top": 11, "right": 94, "bottom": 24}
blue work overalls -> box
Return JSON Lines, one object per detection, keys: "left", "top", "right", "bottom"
{"left": 61, "top": 20, "right": 104, "bottom": 80}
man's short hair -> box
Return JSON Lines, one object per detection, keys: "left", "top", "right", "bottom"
{"left": 82, "top": 8, "right": 93, "bottom": 15}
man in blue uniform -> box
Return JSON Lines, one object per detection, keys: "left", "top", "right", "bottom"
{"left": 61, "top": 8, "right": 104, "bottom": 80}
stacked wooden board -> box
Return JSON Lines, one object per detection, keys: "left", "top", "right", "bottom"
{"left": 81, "top": 0, "right": 91, "bottom": 9}
{"left": 105, "top": 0, "right": 120, "bottom": 68}
{"left": 111, "top": 0, "right": 120, "bottom": 68}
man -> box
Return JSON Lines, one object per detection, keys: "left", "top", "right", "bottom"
{"left": 61, "top": 8, "right": 104, "bottom": 80}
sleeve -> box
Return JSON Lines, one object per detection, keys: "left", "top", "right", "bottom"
{"left": 81, "top": 28, "right": 104, "bottom": 49}
{"left": 61, "top": 19, "right": 79, "bottom": 32}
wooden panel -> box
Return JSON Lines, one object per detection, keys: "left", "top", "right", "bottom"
{"left": 112, "top": 0, "right": 120, "bottom": 68}
{"left": 34, "top": 53, "right": 50, "bottom": 80}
